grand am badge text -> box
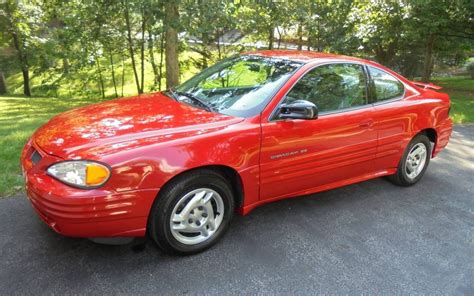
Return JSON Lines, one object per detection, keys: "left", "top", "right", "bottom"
{"left": 270, "top": 149, "right": 308, "bottom": 160}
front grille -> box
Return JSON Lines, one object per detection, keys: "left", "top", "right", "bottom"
{"left": 30, "top": 149, "right": 42, "bottom": 165}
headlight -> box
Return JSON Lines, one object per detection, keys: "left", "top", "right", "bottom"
{"left": 47, "top": 161, "right": 111, "bottom": 188}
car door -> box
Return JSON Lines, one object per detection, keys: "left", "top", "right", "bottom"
{"left": 366, "top": 66, "right": 417, "bottom": 170}
{"left": 260, "top": 62, "right": 378, "bottom": 201}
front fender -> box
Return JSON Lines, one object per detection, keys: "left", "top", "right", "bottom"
{"left": 99, "top": 118, "right": 262, "bottom": 208}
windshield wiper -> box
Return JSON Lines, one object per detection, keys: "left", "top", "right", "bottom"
{"left": 174, "top": 90, "right": 215, "bottom": 112}
{"left": 165, "top": 88, "right": 179, "bottom": 101}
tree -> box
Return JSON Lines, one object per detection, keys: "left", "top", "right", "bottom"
{"left": 1, "top": 0, "right": 42, "bottom": 96}
{"left": 123, "top": 0, "right": 147, "bottom": 94}
{"left": 0, "top": 30, "right": 11, "bottom": 95}
{"left": 0, "top": 0, "right": 472, "bottom": 98}
{"left": 0, "top": 71, "right": 7, "bottom": 94}
{"left": 164, "top": 0, "right": 180, "bottom": 89}
{"left": 349, "top": 0, "right": 473, "bottom": 79}
{"left": 236, "top": 1, "right": 288, "bottom": 50}
{"left": 407, "top": 0, "right": 474, "bottom": 81}
{"left": 145, "top": 1, "right": 165, "bottom": 90}
{"left": 181, "top": 1, "right": 236, "bottom": 69}
{"left": 349, "top": 1, "right": 408, "bottom": 67}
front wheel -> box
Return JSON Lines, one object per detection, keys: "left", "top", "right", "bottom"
{"left": 388, "top": 134, "right": 431, "bottom": 186}
{"left": 148, "top": 170, "right": 234, "bottom": 255}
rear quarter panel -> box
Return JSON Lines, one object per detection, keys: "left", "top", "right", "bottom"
{"left": 373, "top": 89, "right": 451, "bottom": 170}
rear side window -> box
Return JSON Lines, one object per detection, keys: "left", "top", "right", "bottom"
{"left": 368, "top": 66, "right": 404, "bottom": 102}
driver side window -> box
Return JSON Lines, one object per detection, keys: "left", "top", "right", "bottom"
{"left": 283, "top": 63, "right": 368, "bottom": 113}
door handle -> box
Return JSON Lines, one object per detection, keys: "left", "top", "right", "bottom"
{"left": 359, "top": 120, "right": 374, "bottom": 128}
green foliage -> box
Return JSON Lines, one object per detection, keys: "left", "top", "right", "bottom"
{"left": 347, "top": 0, "right": 474, "bottom": 78}
{"left": 466, "top": 62, "right": 474, "bottom": 79}
{"left": 181, "top": 0, "right": 237, "bottom": 65}
{"left": 1, "top": 0, "right": 473, "bottom": 96}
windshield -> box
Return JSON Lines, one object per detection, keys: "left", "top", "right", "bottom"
{"left": 174, "top": 55, "right": 303, "bottom": 117}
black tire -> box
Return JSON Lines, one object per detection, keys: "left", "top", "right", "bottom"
{"left": 388, "top": 133, "right": 431, "bottom": 187}
{"left": 148, "top": 169, "right": 234, "bottom": 255}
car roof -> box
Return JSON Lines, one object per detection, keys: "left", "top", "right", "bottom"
{"left": 243, "top": 50, "right": 369, "bottom": 64}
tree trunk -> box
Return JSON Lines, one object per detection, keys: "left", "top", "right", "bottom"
{"left": 421, "top": 33, "right": 435, "bottom": 82}
{"left": 374, "top": 46, "right": 387, "bottom": 65}
{"left": 63, "top": 58, "right": 69, "bottom": 73}
{"left": 6, "top": 2, "right": 30, "bottom": 96}
{"left": 96, "top": 58, "right": 105, "bottom": 99}
{"left": 164, "top": 1, "right": 180, "bottom": 89}
{"left": 139, "top": 9, "right": 146, "bottom": 93}
{"left": 21, "top": 68, "right": 31, "bottom": 96}
{"left": 0, "top": 71, "right": 7, "bottom": 94}
{"left": 217, "top": 30, "right": 222, "bottom": 60}
{"left": 268, "top": 27, "right": 274, "bottom": 50}
{"left": 124, "top": 3, "right": 142, "bottom": 94}
{"left": 198, "top": 5, "right": 208, "bottom": 70}
{"left": 316, "top": 17, "right": 322, "bottom": 52}
{"left": 109, "top": 53, "right": 118, "bottom": 97}
{"left": 283, "top": 28, "right": 288, "bottom": 49}
{"left": 158, "top": 31, "right": 165, "bottom": 91}
{"left": 308, "top": 2, "right": 314, "bottom": 51}
{"left": 297, "top": 23, "right": 303, "bottom": 50}
{"left": 201, "top": 42, "right": 208, "bottom": 70}
{"left": 307, "top": 30, "right": 312, "bottom": 51}
{"left": 148, "top": 29, "right": 159, "bottom": 90}
{"left": 121, "top": 53, "right": 125, "bottom": 97}
{"left": 276, "top": 26, "right": 282, "bottom": 49}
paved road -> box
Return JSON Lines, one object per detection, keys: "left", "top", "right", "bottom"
{"left": 0, "top": 126, "right": 473, "bottom": 295}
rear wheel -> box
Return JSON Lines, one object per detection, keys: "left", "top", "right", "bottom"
{"left": 388, "top": 134, "right": 431, "bottom": 186}
{"left": 148, "top": 169, "right": 234, "bottom": 255}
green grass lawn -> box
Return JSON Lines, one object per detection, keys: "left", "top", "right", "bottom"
{"left": 431, "top": 76, "right": 474, "bottom": 124}
{"left": 0, "top": 76, "right": 473, "bottom": 197}
{"left": 0, "top": 96, "right": 105, "bottom": 197}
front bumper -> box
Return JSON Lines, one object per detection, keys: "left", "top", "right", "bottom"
{"left": 21, "top": 140, "right": 159, "bottom": 237}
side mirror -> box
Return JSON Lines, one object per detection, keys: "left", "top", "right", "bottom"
{"left": 278, "top": 100, "right": 318, "bottom": 120}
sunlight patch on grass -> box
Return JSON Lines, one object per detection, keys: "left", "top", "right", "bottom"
{"left": 5, "top": 51, "right": 203, "bottom": 100}
{"left": 431, "top": 76, "right": 474, "bottom": 124}
{"left": 0, "top": 96, "right": 105, "bottom": 197}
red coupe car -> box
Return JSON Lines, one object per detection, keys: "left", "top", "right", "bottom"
{"left": 21, "top": 51, "right": 452, "bottom": 254}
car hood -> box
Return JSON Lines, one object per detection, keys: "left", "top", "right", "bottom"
{"left": 33, "top": 92, "right": 242, "bottom": 159}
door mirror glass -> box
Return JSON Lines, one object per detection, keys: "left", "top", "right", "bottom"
{"left": 278, "top": 100, "right": 318, "bottom": 120}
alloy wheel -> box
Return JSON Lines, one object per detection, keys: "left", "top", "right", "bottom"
{"left": 405, "top": 143, "right": 428, "bottom": 180}
{"left": 170, "top": 188, "right": 224, "bottom": 245}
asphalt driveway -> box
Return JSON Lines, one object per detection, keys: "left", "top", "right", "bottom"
{"left": 0, "top": 126, "right": 472, "bottom": 295}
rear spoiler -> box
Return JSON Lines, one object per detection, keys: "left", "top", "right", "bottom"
{"left": 411, "top": 81, "right": 443, "bottom": 91}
